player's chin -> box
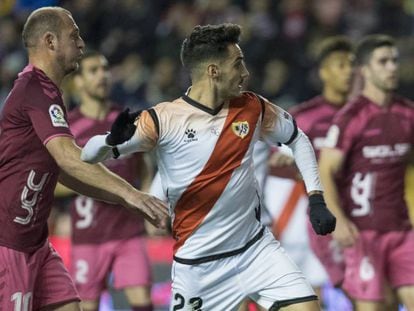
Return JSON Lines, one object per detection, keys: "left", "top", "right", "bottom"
{"left": 68, "top": 61, "right": 79, "bottom": 73}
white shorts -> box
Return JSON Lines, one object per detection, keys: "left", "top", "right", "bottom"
{"left": 171, "top": 229, "right": 317, "bottom": 310}
{"left": 282, "top": 243, "right": 328, "bottom": 287}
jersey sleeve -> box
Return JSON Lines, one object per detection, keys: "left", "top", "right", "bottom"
{"left": 260, "top": 97, "right": 298, "bottom": 145}
{"left": 134, "top": 109, "right": 159, "bottom": 150}
{"left": 23, "top": 90, "right": 73, "bottom": 145}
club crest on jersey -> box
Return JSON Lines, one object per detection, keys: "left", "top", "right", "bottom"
{"left": 49, "top": 104, "right": 68, "bottom": 127}
{"left": 231, "top": 121, "right": 249, "bottom": 139}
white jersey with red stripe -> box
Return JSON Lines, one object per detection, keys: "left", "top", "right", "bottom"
{"left": 81, "top": 91, "right": 323, "bottom": 262}
{"left": 154, "top": 93, "right": 266, "bottom": 261}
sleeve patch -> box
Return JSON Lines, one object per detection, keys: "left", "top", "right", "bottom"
{"left": 49, "top": 104, "right": 68, "bottom": 128}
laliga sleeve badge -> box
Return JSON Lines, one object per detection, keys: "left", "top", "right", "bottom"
{"left": 231, "top": 121, "right": 249, "bottom": 139}
{"left": 49, "top": 104, "right": 68, "bottom": 127}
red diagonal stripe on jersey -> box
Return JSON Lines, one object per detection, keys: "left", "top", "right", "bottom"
{"left": 273, "top": 181, "right": 306, "bottom": 238}
{"left": 173, "top": 93, "right": 261, "bottom": 254}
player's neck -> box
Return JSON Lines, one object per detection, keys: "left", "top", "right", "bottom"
{"left": 322, "top": 88, "right": 347, "bottom": 106}
{"left": 80, "top": 96, "right": 110, "bottom": 120}
{"left": 362, "top": 83, "right": 392, "bottom": 107}
{"left": 187, "top": 82, "right": 225, "bottom": 110}
{"left": 29, "top": 55, "right": 65, "bottom": 87}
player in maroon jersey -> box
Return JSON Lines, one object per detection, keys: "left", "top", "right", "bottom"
{"left": 0, "top": 7, "right": 167, "bottom": 311}
{"left": 55, "top": 51, "right": 154, "bottom": 311}
{"left": 283, "top": 37, "right": 354, "bottom": 309}
{"left": 320, "top": 34, "right": 414, "bottom": 310}
{"left": 289, "top": 36, "right": 354, "bottom": 291}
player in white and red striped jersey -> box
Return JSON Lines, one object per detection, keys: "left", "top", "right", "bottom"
{"left": 81, "top": 24, "right": 336, "bottom": 311}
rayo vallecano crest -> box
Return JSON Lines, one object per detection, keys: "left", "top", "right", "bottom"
{"left": 231, "top": 121, "right": 249, "bottom": 139}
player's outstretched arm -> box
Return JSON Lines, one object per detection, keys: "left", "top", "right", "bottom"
{"left": 81, "top": 108, "right": 141, "bottom": 163}
{"left": 47, "top": 136, "right": 168, "bottom": 228}
{"left": 261, "top": 99, "right": 336, "bottom": 235}
{"left": 81, "top": 109, "right": 157, "bottom": 163}
{"left": 285, "top": 131, "right": 336, "bottom": 235}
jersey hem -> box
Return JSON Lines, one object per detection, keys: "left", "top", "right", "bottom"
{"left": 173, "top": 226, "right": 265, "bottom": 265}
{"left": 269, "top": 295, "right": 318, "bottom": 311}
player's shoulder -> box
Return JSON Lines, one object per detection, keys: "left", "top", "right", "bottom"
{"left": 16, "top": 66, "right": 59, "bottom": 102}
{"left": 151, "top": 98, "right": 179, "bottom": 114}
{"left": 289, "top": 96, "right": 325, "bottom": 117}
{"left": 241, "top": 91, "right": 260, "bottom": 100}
{"left": 239, "top": 91, "right": 267, "bottom": 106}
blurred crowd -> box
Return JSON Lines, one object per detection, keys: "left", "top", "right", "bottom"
{"left": 1, "top": 0, "right": 414, "bottom": 112}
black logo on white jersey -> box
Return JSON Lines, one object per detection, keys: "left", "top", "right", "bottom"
{"left": 184, "top": 128, "right": 198, "bottom": 143}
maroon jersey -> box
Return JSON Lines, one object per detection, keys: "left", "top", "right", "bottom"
{"left": 0, "top": 65, "right": 73, "bottom": 253}
{"left": 68, "top": 107, "right": 145, "bottom": 244}
{"left": 290, "top": 96, "right": 342, "bottom": 158}
{"left": 327, "top": 95, "right": 414, "bottom": 231}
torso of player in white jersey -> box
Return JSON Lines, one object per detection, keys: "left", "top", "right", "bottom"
{"left": 153, "top": 93, "right": 264, "bottom": 261}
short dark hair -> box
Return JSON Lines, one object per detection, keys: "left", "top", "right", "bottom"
{"left": 75, "top": 49, "right": 104, "bottom": 74}
{"left": 180, "top": 23, "right": 241, "bottom": 74}
{"left": 22, "top": 7, "right": 70, "bottom": 48}
{"left": 355, "top": 34, "right": 395, "bottom": 65}
{"left": 317, "top": 36, "right": 353, "bottom": 66}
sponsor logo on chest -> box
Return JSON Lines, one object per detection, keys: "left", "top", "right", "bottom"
{"left": 362, "top": 143, "right": 410, "bottom": 159}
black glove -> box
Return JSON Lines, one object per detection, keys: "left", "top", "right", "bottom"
{"left": 309, "top": 193, "right": 336, "bottom": 235}
{"left": 106, "top": 108, "right": 141, "bottom": 146}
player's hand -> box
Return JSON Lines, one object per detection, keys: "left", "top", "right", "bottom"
{"left": 332, "top": 218, "right": 359, "bottom": 248}
{"left": 125, "top": 191, "right": 170, "bottom": 229}
{"left": 106, "top": 108, "right": 141, "bottom": 146}
{"left": 309, "top": 193, "right": 336, "bottom": 235}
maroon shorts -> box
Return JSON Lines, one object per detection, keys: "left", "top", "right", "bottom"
{"left": 71, "top": 237, "right": 151, "bottom": 300}
{"left": 342, "top": 230, "right": 414, "bottom": 301}
{"left": 0, "top": 240, "right": 80, "bottom": 310}
{"left": 307, "top": 221, "right": 345, "bottom": 286}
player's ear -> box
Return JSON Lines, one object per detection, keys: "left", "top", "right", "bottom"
{"left": 207, "top": 64, "right": 219, "bottom": 78}
{"left": 43, "top": 31, "right": 57, "bottom": 51}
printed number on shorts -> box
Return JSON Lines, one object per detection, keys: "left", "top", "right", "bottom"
{"left": 75, "top": 259, "right": 89, "bottom": 284}
{"left": 359, "top": 256, "right": 375, "bottom": 281}
{"left": 75, "top": 196, "right": 94, "bottom": 229}
{"left": 11, "top": 292, "right": 32, "bottom": 311}
{"left": 173, "top": 293, "right": 203, "bottom": 311}
{"left": 350, "top": 172, "right": 374, "bottom": 217}
{"left": 14, "top": 170, "right": 49, "bottom": 225}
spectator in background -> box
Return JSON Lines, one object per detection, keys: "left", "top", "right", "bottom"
{"left": 145, "top": 56, "right": 182, "bottom": 105}
{"left": 110, "top": 53, "right": 151, "bottom": 110}
{"left": 55, "top": 50, "right": 154, "bottom": 311}
{"left": 2, "top": 0, "right": 414, "bottom": 109}
{"left": 319, "top": 34, "right": 414, "bottom": 311}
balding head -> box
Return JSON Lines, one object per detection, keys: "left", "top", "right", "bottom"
{"left": 22, "top": 7, "right": 71, "bottom": 49}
